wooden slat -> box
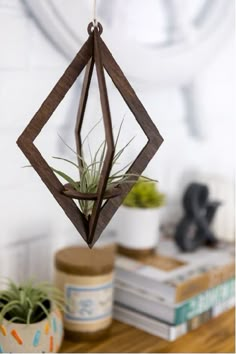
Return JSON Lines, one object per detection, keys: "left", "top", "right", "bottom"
{"left": 91, "top": 34, "right": 164, "bottom": 243}
{"left": 75, "top": 57, "right": 94, "bottom": 171}
{"left": 87, "top": 27, "right": 115, "bottom": 246}
{"left": 17, "top": 35, "right": 94, "bottom": 242}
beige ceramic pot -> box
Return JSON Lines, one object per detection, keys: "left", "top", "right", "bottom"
{"left": 0, "top": 306, "right": 63, "bottom": 353}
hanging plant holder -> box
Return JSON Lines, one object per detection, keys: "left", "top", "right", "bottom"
{"left": 17, "top": 22, "right": 163, "bottom": 248}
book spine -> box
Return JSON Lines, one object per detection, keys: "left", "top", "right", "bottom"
{"left": 175, "top": 277, "right": 235, "bottom": 324}
{"left": 171, "top": 296, "right": 234, "bottom": 341}
{"left": 175, "top": 262, "right": 235, "bottom": 302}
{"left": 212, "top": 296, "right": 235, "bottom": 317}
{"left": 114, "top": 296, "right": 234, "bottom": 341}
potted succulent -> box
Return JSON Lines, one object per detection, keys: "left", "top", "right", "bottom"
{"left": 0, "top": 279, "right": 64, "bottom": 353}
{"left": 116, "top": 178, "right": 165, "bottom": 256}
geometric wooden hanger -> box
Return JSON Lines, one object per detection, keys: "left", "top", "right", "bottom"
{"left": 17, "top": 22, "right": 163, "bottom": 248}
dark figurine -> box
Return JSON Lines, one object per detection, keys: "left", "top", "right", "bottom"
{"left": 174, "top": 182, "right": 221, "bottom": 252}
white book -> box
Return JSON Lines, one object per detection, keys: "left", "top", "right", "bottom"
{"left": 115, "top": 238, "right": 234, "bottom": 303}
{"left": 114, "top": 297, "right": 234, "bottom": 341}
{"left": 114, "top": 278, "right": 235, "bottom": 325}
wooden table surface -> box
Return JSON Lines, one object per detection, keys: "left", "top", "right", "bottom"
{"left": 60, "top": 308, "right": 235, "bottom": 353}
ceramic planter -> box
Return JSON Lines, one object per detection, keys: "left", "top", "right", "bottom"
{"left": 116, "top": 206, "right": 160, "bottom": 252}
{"left": 0, "top": 307, "right": 63, "bottom": 353}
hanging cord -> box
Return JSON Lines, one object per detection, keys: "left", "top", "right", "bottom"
{"left": 88, "top": 0, "right": 102, "bottom": 35}
{"left": 88, "top": 0, "right": 103, "bottom": 36}
{"left": 93, "top": 0, "right": 97, "bottom": 26}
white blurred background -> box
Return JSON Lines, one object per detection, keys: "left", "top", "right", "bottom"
{"left": 0, "top": 0, "right": 234, "bottom": 282}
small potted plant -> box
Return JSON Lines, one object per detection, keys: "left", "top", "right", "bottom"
{"left": 0, "top": 279, "right": 64, "bottom": 353}
{"left": 116, "top": 178, "right": 166, "bottom": 256}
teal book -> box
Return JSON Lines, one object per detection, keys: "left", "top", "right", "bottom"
{"left": 174, "top": 277, "right": 235, "bottom": 324}
{"left": 115, "top": 277, "right": 235, "bottom": 325}
{"left": 114, "top": 296, "right": 235, "bottom": 341}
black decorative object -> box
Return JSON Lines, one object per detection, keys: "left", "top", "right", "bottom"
{"left": 174, "top": 183, "right": 221, "bottom": 252}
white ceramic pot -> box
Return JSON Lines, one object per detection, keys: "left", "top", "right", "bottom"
{"left": 116, "top": 206, "right": 160, "bottom": 251}
{"left": 0, "top": 307, "right": 63, "bottom": 353}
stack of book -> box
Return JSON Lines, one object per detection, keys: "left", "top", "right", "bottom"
{"left": 114, "top": 238, "right": 235, "bottom": 341}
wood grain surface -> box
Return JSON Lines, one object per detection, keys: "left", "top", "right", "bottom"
{"left": 60, "top": 308, "right": 235, "bottom": 353}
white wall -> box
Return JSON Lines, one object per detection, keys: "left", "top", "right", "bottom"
{"left": 0, "top": 1, "right": 234, "bottom": 282}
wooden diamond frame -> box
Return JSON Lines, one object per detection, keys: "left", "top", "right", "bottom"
{"left": 17, "top": 23, "right": 164, "bottom": 248}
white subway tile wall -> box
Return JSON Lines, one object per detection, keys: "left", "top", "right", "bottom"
{"left": 0, "top": 1, "right": 234, "bottom": 282}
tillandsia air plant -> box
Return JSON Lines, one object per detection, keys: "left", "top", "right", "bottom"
{"left": 0, "top": 279, "right": 64, "bottom": 325}
{"left": 51, "top": 119, "right": 154, "bottom": 218}
{"left": 123, "top": 177, "right": 166, "bottom": 208}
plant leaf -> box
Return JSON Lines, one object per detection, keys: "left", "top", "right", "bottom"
{"left": 51, "top": 168, "right": 78, "bottom": 190}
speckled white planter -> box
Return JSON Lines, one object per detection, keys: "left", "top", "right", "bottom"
{"left": 0, "top": 307, "right": 63, "bottom": 353}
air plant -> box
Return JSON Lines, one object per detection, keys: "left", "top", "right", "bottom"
{"left": 52, "top": 119, "right": 154, "bottom": 218}
{"left": 0, "top": 279, "right": 64, "bottom": 325}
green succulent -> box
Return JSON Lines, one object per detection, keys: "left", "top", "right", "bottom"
{"left": 0, "top": 279, "right": 64, "bottom": 325}
{"left": 123, "top": 178, "right": 165, "bottom": 208}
